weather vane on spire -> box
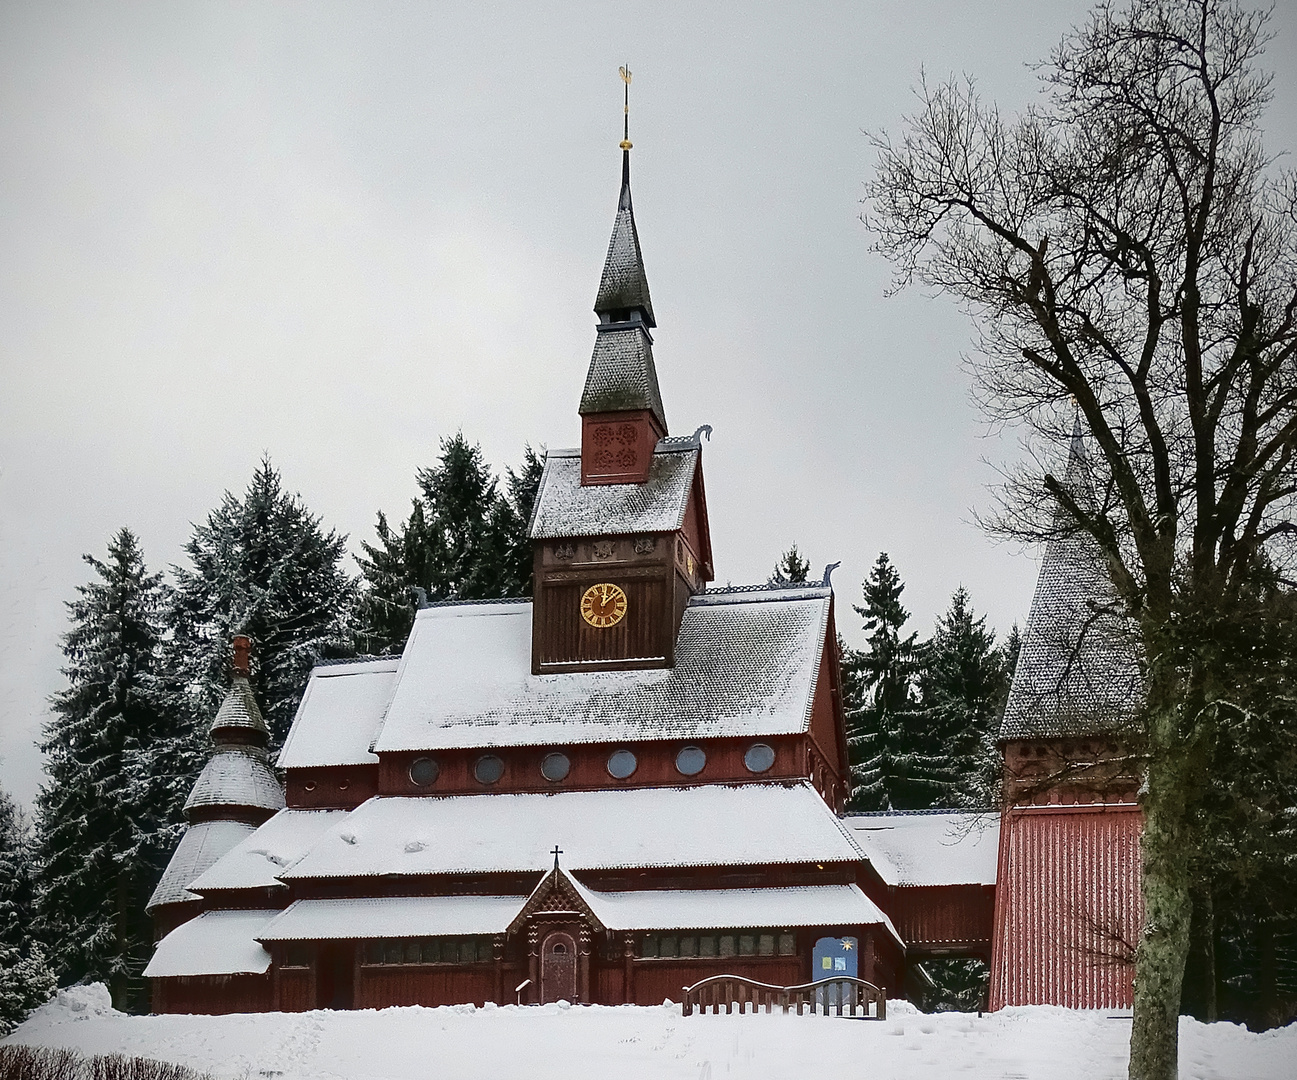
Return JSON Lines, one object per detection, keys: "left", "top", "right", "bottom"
{"left": 619, "top": 65, "right": 633, "bottom": 151}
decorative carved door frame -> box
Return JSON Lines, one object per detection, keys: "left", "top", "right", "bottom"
{"left": 540, "top": 928, "right": 578, "bottom": 1004}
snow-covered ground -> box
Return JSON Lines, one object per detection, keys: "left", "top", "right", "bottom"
{"left": 6, "top": 985, "right": 1295, "bottom": 1080}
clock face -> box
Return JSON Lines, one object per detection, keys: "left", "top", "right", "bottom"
{"left": 580, "top": 582, "right": 628, "bottom": 628}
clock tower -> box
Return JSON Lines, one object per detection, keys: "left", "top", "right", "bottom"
{"left": 527, "top": 114, "right": 713, "bottom": 674}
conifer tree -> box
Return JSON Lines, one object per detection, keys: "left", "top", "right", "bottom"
{"left": 915, "top": 587, "right": 1010, "bottom": 808}
{"left": 34, "top": 528, "right": 168, "bottom": 1009}
{"left": 158, "top": 458, "right": 356, "bottom": 789}
{"left": 768, "top": 544, "right": 812, "bottom": 585}
{"left": 843, "top": 553, "right": 938, "bottom": 810}
{"left": 0, "top": 786, "right": 56, "bottom": 1035}
{"left": 502, "top": 446, "right": 545, "bottom": 593}
{"left": 357, "top": 437, "right": 543, "bottom": 654}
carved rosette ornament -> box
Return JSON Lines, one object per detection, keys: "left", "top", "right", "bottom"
{"left": 590, "top": 423, "right": 641, "bottom": 471}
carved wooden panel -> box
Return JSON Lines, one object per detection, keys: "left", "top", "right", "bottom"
{"left": 580, "top": 410, "right": 664, "bottom": 485}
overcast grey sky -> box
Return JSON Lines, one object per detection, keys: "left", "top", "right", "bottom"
{"left": 2, "top": 1, "right": 1295, "bottom": 806}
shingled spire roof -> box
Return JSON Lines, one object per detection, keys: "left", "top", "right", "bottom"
{"left": 579, "top": 108, "right": 667, "bottom": 432}
{"left": 999, "top": 424, "right": 1145, "bottom": 741}
{"left": 593, "top": 142, "right": 656, "bottom": 328}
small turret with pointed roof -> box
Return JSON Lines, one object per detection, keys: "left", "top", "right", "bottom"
{"left": 580, "top": 67, "right": 668, "bottom": 484}
{"left": 186, "top": 635, "right": 283, "bottom": 821}
{"left": 147, "top": 635, "right": 284, "bottom": 921}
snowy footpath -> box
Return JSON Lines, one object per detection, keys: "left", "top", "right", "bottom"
{"left": 5, "top": 986, "right": 1295, "bottom": 1080}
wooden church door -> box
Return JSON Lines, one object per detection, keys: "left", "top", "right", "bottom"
{"left": 540, "top": 930, "right": 578, "bottom": 1003}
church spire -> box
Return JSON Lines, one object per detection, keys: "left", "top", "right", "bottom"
{"left": 578, "top": 68, "right": 667, "bottom": 485}
{"left": 593, "top": 65, "right": 656, "bottom": 328}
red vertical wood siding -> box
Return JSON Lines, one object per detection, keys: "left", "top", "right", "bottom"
{"left": 274, "top": 968, "right": 314, "bottom": 1012}
{"left": 891, "top": 885, "right": 996, "bottom": 954}
{"left": 152, "top": 974, "right": 272, "bottom": 1014}
{"left": 629, "top": 959, "right": 804, "bottom": 1006}
{"left": 354, "top": 967, "right": 498, "bottom": 1009}
{"left": 989, "top": 804, "right": 1142, "bottom": 1010}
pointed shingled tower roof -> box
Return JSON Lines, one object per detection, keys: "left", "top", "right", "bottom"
{"left": 579, "top": 85, "right": 667, "bottom": 433}
{"left": 999, "top": 422, "right": 1145, "bottom": 741}
{"left": 578, "top": 322, "right": 667, "bottom": 429}
{"left": 594, "top": 79, "right": 655, "bottom": 330}
{"left": 593, "top": 153, "right": 656, "bottom": 328}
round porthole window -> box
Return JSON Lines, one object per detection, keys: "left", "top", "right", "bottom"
{"left": 675, "top": 745, "right": 707, "bottom": 776}
{"left": 744, "top": 743, "right": 776, "bottom": 774}
{"left": 303, "top": 780, "right": 317, "bottom": 792}
{"left": 541, "top": 752, "right": 571, "bottom": 783}
{"left": 338, "top": 777, "right": 351, "bottom": 791}
{"left": 606, "top": 748, "right": 638, "bottom": 779}
{"left": 409, "top": 757, "right": 439, "bottom": 788}
{"left": 474, "top": 754, "right": 505, "bottom": 785}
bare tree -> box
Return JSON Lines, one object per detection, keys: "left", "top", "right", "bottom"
{"left": 864, "top": 2, "right": 1297, "bottom": 1078}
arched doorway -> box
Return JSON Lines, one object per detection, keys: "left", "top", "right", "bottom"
{"left": 540, "top": 930, "right": 578, "bottom": 1003}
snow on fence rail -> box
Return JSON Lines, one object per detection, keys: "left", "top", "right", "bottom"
{"left": 681, "top": 975, "right": 886, "bottom": 1019}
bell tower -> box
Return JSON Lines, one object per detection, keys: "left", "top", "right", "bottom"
{"left": 528, "top": 72, "right": 714, "bottom": 674}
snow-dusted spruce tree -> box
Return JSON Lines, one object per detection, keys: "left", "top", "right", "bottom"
{"left": 0, "top": 785, "right": 56, "bottom": 1034}
{"left": 156, "top": 458, "right": 356, "bottom": 793}
{"left": 768, "top": 544, "right": 813, "bottom": 585}
{"left": 1177, "top": 577, "right": 1297, "bottom": 1028}
{"left": 357, "top": 436, "right": 544, "bottom": 654}
{"left": 865, "top": 1, "right": 1297, "bottom": 1073}
{"left": 843, "top": 553, "right": 945, "bottom": 810}
{"left": 914, "top": 587, "right": 1012, "bottom": 809}
{"left": 34, "top": 528, "right": 168, "bottom": 1010}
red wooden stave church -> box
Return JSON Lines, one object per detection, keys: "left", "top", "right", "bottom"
{"left": 144, "top": 119, "right": 1145, "bottom": 1015}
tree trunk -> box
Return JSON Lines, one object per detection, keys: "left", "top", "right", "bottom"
{"left": 1256, "top": 909, "right": 1277, "bottom": 1031}
{"left": 1129, "top": 697, "right": 1194, "bottom": 1080}
{"left": 1202, "top": 890, "right": 1217, "bottom": 1024}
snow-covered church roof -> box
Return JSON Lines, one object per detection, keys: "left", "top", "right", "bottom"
{"left": 184, "top": 747, "right": 284, "bottom": 816}
{"left": 146, "top": 819, "right": 258, "bottom": 912}
{"left": 845, "top": 811, "right": 999, "bottom": 888}
{"left": 187, "top": 808, "right": 349, "bottom": 894}
{"left": 278, "top": 782, "right": 862, "bottom": 882}
{"left": 144, "top": 909, "right": 274, "bottom": 978}
{"left": 362, "top": 587, "right": 829, "bottom": 754}
{"left": 277, "top": 658, "right": 397, "bottom": 769}
{"left": 528, "top": 443, "right": 698, "bottom": 540}
{"left": 253, "top": 884, "right": 898, "bottom": 945}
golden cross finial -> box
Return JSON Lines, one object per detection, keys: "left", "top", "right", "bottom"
{"left": 619, "top": 65, "right": 633, "bottom": 150}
